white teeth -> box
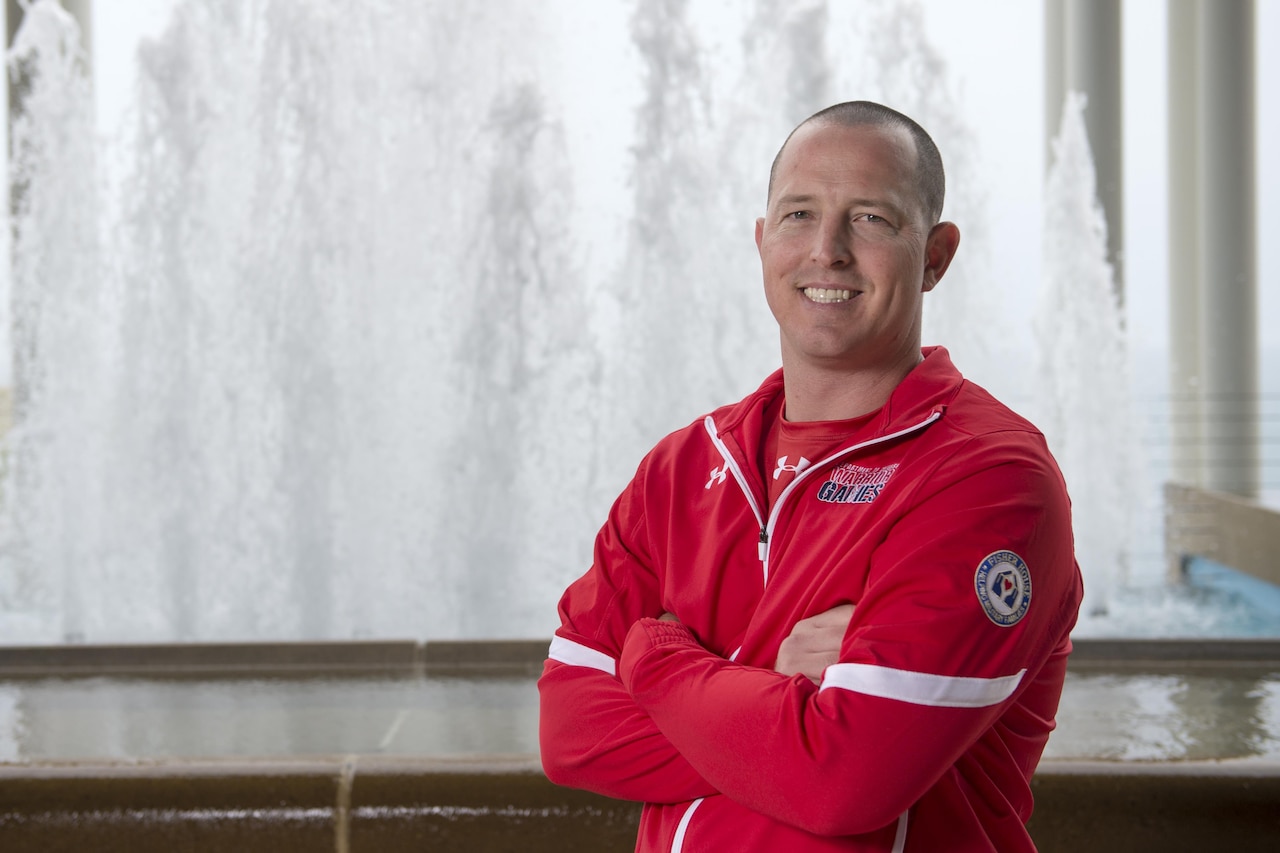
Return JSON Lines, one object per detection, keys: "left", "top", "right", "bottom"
{"left": 803, "top": 287, "right": 853, "bottom": 303}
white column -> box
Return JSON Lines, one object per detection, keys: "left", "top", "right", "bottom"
{"left": 1166, "top": 0, "right": 1203, "bottom": 487}
{"left": 64, "top": 1, "right": 94, "bottom": 63}
{"left": 1047, "top": 0, "right": 1125, "bottom": 303}
{"left": 1068, "top": 0, "right": 1125, "bottom": 302}
{"left": 1198, "top": 0, "right": 1258, "bottom": 498}
{"left": 1045, "top": 0, "right": 1066, "bottom": 167}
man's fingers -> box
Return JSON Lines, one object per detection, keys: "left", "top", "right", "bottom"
{"left": 819, "top": 603, "right": 855, "bottom": 622}
{"left": 774, "top": 603, "right": 857, "bottom": 681}
{"left": 800, "top": 603, "right": 855, "bottom": 632}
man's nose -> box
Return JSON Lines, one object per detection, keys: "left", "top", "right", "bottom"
{"left": 810, "top": 219, "right": 853, "bottom": 268}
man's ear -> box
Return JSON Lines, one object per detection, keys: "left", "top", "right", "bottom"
{"left": 921, "top": 221, "right": 961, "bottom": 292}
{"left": 755, "top": 217, "right": 765, "bottom": 253}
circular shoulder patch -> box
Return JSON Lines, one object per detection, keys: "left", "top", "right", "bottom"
{"left": 974, "top": 550, "right": 1032, "bottom": 627}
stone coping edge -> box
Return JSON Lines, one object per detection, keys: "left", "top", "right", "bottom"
{"left": 2, "top": 753, "right": 1280, "bottom": 778}
{"left": 2, "top": 754, "right": 1277, "bottom": 779}
{"left": 1066, "top": 637, "right": 1280, "bottom": 669}
{"left": 0, "top": 754, "right": 547, "bottom": 779}
{"left": 0, "top": 637, "right": 1277, "bottom": 679}
{"left": 0, "top": 639, "right": 551, "bottom": 678}
{"left": 2, "top": 755, "right": 1276, "bottom": 853}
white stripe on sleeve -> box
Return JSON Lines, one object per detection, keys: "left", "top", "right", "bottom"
{"left": 547, "top": 635, "right": 617, "bottom": 677}
{"left": 819, "top": 663, "right": 1025, "bottom": 708}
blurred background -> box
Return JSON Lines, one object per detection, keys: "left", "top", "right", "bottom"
{"left": 0, "top": 0, "right": 1275, "bottom": 644}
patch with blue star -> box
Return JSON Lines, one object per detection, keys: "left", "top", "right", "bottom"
{"left": 974, "top": 550, "right": 1032, "bottom": 627}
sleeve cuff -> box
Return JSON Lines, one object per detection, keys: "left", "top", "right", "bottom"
{"left": 619, "top": 617, "right": 698, "bottom": 690}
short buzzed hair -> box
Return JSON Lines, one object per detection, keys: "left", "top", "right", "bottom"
{"left": 767, "top": 101, "right": 946, "bottom": 225}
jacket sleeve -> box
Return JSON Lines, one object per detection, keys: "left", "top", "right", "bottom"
{"left": 617, "top": 450, "right": 1082, "bottom": 835}
{"left": 538, "top": 457, "right": 718, "bottom": 804}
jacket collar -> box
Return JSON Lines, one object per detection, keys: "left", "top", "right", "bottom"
{"left": 713, "top": 346, "right": 963, "bottom": 439}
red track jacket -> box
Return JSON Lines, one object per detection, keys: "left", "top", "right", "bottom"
{"left": 539, "top": 347, "right": 1083, "bottom": 851}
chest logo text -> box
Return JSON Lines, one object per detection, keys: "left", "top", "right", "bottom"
{"left": 816, "top": 463, "right": 898, "bottom": 504}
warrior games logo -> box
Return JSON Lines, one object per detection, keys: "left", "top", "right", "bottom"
{"left": 974, "top": 550, "right": 1032, "bottom": 627}
{"left": 816, "top": 463, "right": 898, "bottom": 505}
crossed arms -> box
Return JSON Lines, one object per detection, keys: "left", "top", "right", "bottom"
{"left": 539, "top": 458, "right": 1075, "bottom": 837}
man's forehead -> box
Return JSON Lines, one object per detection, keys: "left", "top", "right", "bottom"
{"left": 778, "top": 120, "right": 915, "bottom": 172}
{"left": 771, "top": 122, "right": 919, "bottom": 208}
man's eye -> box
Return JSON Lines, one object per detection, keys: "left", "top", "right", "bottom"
{"left": 785, "top": 210, "right": 810, "bottom": 220}
{"left": 858, "top": 213, "right": 886, "bottom": 224}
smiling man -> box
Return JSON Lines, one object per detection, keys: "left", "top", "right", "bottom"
{"left": 539, "top": 102, "right": 1083, "bottom": 852}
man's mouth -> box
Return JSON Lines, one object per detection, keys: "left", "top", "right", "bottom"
{"left": 803, "top": 287, "right": 854, "bottom": 304}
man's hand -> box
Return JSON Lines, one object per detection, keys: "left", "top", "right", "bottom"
{"left": 774, "top": 603, "right": 855, "bottom": 683}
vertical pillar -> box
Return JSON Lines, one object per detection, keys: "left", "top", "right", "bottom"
{"left": 58, "top": 0, "right": 93, "bottom": 62}
{"left": 1067, "top": 0, "right": 1125, "bottom": 303}
{"left": 1045, "top": 0, "right": 1125, "bottom": 303}
{"left": 1044, "top": 0, "right": 1066, "bottom": 168}
{"left": 1198, "top": 0, "right": 1257, "bottom": 498}
{"left": 1167, "top": 0, "right": 1203, "bottom": 488}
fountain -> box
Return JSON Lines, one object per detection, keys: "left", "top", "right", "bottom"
{"left": 0, "top": 3, "right": 1277, "bottom": 851}
{"left": 1, "top": 0, "right": 1275, "bottom": 646}
{"left": 1035, "top": 92, "right": 1133, "bottom": 619}
{"left": 0, "top": 0, "right": 1057, "bottom": 646}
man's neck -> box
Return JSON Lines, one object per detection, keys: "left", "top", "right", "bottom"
{"left": 781, "top": 352, "right": 922, "bottom": 423}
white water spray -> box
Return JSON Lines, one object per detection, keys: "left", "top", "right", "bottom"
{"left": 0, "top": 0, "right": 1137, "bottom": 643}
{"left": 1035, "top": 93, "right": 1137, "bottom": 618}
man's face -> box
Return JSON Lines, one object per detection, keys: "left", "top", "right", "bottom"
{"left": 755, "top": 121, "right": 955, "bottom": 378}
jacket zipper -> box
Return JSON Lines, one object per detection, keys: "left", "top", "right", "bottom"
{"left": 680, "top": 408, "right": 940, "bottom": 853}
{"left": 705, "top": 410, "right": 943, "bottom": 584}
{"left": 703, "top": 414, "right": 767, "bottom": 550}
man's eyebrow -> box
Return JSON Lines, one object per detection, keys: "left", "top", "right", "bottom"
{"left": 773, "top": 193, "right": 816, "bottom": 208}
{"left": 773, "top": 194, "right": 909, "bottom": 217}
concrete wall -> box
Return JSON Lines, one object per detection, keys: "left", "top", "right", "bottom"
{"left": 1, "top": 639, "right": 1278, "bottom": 850}
{"left": 1165, "top": 482, "right": 1280, "bottom": 585}
{"left": 2, "top": 758, "right": 1278, "bottom": 852}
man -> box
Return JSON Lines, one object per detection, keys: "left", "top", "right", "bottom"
{"left": 538, "top": 101, "right": 1083, "bottom": 852}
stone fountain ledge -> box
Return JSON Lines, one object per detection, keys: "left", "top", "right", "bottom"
{"left": 0, "top": 754, "right": 1278, "bottom": 853}
{"left": 1, "top": 639, "right": 1278, "bottom": 851}
{"left": 1, "top": 636, "right": 1279, "bottom": 678}
{"left": 0, "top": 638, "right": 551, "bottom": 679}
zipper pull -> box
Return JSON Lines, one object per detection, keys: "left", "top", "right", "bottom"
{"left": 757, "top": 528, "right": 768, "bottom": 561}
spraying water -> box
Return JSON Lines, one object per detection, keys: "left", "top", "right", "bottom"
{"left": 0, "top": 0, "right": 1138, "bottom": 644}
{"left": 1035, "top": 93, "right": 1136, "bottom": 618}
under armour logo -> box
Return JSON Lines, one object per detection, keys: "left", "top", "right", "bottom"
{"left": 706, "top": 466, "right": 727, "bottom": 489}
{"left": 773, "top": 455, "right": 811, "bottom": 480}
